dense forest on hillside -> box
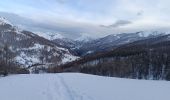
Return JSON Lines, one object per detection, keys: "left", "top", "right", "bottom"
{"left": 49, "top": 35, "right": 170, "bottom": 80}
{"left": 0, "top": 44, "right": 29, "bottom": 76}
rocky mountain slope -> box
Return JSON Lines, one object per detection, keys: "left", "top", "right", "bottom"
{"left": 0, "top": 17, "right": 78, "bottom": 72}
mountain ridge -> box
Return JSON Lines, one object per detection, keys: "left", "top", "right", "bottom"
{"left": 0, "top": 16, "right": 78, "bottom": 73}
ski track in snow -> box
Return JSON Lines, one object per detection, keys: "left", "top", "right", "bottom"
{"left": 1, "top": 73, "right": 170, "bottom": 100}
{"left": 57, "top": 75, "right": 94, "bottom": 100}
{"left": 17, "top": 74, "right": 92, "bottom": 100}
{"left": 0, "top": 74, "right": 93, "bottom": 100}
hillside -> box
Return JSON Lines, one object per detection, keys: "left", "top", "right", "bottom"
{"left": 53, "top": 34, "right": 170, "bottom": 80}
{"left": 0, "top": 17, "right": 78, "bottom": 73}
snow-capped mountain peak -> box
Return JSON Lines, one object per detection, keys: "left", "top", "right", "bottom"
{"left": 137, "top": 31, "right": 169, "bottom": 37}
{"left": 35, "top": 32, "right": 64, "bottom": 40}
{"left": 0, "top": 16, "right": 12, "bottom": 25}
{"left": 75, "top": 33, "right": 93, "bottom": 42}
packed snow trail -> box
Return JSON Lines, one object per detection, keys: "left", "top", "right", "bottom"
{"left": 0, "top": 74, "right": 92, "bottom": 100}
{"left": 0, "top": 73, "right": 170, "bottom": 100}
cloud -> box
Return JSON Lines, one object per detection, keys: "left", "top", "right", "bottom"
{"left": 55, "top": 0, "right": 66, "bottom": 4}
{"left": 137, "top": 10, "right": 144, "bottom": 16}
{"left": 1, "top": 0, "right": 170, "bottom": 39}
{"left": 101, "top": 20, "right": 132, "bottom": 28}
{"left": 0, "top": 12, "right": 105, "bottom": 39}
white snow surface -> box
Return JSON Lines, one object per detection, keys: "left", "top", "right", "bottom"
{"left": 62, "top": 53, "right": 79, "bottom": 64}
{"left": 15, "top": 52, "right": 40, "bottom": 66}
{"left": 14, "top": 43, "right": 78, "bottom": 67}
{"left": 0, "top": 73, "right": 170, "bottom": 100}
{"left": 15, "top": 44, "right": 44, "bottom": 66}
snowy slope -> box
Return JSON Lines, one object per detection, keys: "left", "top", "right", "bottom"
{"left": 0, "top": 17, "right": 78, "bottom": 68}
{"left": 75, "top": 33, "right": 93, "bottom": 42}
{"left": 0, "top": 73, "right": 170, "bottom": 100}
{"left": 137, "top": 31, "right": 169, "bottom": 37}
{"left": 35, "top": 32, "right": 63, "bottom": 40}
{"left": 0, "top": 17, "right": 11, "bottom": 25}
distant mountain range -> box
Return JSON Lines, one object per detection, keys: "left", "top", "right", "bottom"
{"left": 54, "top": 33, "right": 170, "bottom": 80}
{"left": 52, "top": 30, "right": 169, "bottom": 56}
{"left": 76, "top": 31, "right": 168, "bottom": 56}
{"left": 1, "top": 16, "right": 170, "bottom": 77}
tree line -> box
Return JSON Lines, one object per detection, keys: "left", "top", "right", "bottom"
{"left": 0, "top": 44, "right": 29, "bottom": 76}
{"left": 48, "top": 36, "right": 170, "bottom": 80}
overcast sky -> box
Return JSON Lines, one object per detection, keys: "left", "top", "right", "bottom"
{"left": 0, "top": 0, "right": 170, "bottom": 39}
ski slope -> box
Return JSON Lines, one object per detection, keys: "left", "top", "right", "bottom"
{"left": 0, "top": 73, "right": 170, "bottom": 100}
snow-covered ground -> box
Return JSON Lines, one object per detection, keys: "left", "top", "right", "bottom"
{"left": 0, "top": 73, "right": 170, "bottom": 100}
